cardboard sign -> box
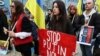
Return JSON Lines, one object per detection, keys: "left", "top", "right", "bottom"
{"left": 38, "top": 29, "right": 76, "bottom": 56}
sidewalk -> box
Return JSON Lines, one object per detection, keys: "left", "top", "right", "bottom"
{"left": 74, "top": 43, "right": 82, "bottom": 56}
{"left": 0, "top": 43, "right": 82, "bottom": 56}
{"left": 0, "top": 51, "right": 22, "bottom": 56}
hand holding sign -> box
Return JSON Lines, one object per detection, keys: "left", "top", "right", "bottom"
{"left": 77, "top": 26, "right": 94, "bottom": 46}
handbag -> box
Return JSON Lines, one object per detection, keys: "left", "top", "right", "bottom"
{"left": 12, "top": 13, "right": 33, "bottom": 46}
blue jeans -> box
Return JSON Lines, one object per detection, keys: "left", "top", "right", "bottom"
{"left": 80, "top": 44, "right": 92, "bottom": 56}
{"left": 80, "top": 39, "right": 95, "bottom": 56}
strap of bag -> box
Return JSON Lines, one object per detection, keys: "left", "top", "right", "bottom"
{"left": 86, "top": 15, "right": 92, "bottom": 26}
{"left": 71, "top": 15, "right": 75, "bottom": 24}
{"left": 4, "top": 13, "right": 25, "bottom": 47}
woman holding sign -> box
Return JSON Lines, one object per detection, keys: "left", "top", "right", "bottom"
{"left": 49, "top": 0, "right": 73, "bottom": 35}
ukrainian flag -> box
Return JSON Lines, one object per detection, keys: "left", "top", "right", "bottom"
{"left": 77, "top": 0, "right": 82, "bottom": 15}
{"left": 10, "top": 0, "right": 12, "bottom": 4}
{"left": 95, "top": 0, "right": 100, "bottom": 12}
{"left": 25, "top": 0, "right": 45, "bottom": 29}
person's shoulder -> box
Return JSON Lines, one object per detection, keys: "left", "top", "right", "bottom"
{"left": 79, "top": 14, "right": 84, "bottom": 17}
{"left": 22, "top": 16, "right": 30, "bottom": 23}
{"left": 63, "top": 18, "right": 71, "bottom": 24}
{"left": 92, "top": 12, "right": 100, "bottom": 18}
{"left": 78, "top": 14, "right": 84, "bottom": 20}
{"left": 92, "top": 12, "right": 99, "bottom": 16}
{"left": 22, "top": 16, "right": 29, "bottom": 20}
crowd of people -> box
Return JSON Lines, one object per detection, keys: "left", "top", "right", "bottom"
{"left": 45, "top": 0, "right": 100, "bottom": 56}
{"left": 0, "top": 0, "right": 100, "bottom": 56}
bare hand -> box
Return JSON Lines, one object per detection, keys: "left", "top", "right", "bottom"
{"left": 8, "top": 31, "right": 15, "bottom": 37}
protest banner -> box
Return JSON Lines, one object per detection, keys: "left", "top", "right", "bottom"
{"left": 38, "top": 29, "right": 76, "bottom": 56}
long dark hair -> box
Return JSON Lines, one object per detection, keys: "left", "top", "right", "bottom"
{"left": 49, "top": 1, "right": 73, "bottom": 34}
{"left": 11, "top": 1, "right": 24, "bottom": 23}
{"left": 52, "top": 0, "right": 67, "bottom": 23}
{"left": 12, "top": 0, "right": 24, "bottom": 16}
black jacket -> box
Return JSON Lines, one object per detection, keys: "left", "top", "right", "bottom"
{"left": 49, "top": 17, "right": 74, "bottom": 35}
{"left": 68, "top": 14, "right": 79, "bottom": 35}
{"left": 0, "top": 14, "right": 8, "bottom": 40}
{"left": 14, "top": 16, "right": 33, "bottom": 52}
{"left": 75, "top": 13, "right": 100, "bottom": 39}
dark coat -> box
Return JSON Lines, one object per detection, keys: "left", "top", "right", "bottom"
{"left": 0, "top": 14, "right": 8, "bottom": 40}
{"left": 14, "top": 16, "right": 33, "bottom": 54}
{"left": 68, "top": 14, "right": 79, "bottom": 35}
{"left": 49, "top": 17, "right": 74, "bottom": 35}
{"left": 75, "top": 13, "right": 100, "bottom": 39}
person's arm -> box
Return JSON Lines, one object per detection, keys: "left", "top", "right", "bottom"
{"left": 66, "top": 19, "right": 74, "bottom": 35}
{"left": 9, "top": 16, "right": 32, "bottom": 39}
{"left": 2, "top": 15, "right": 8, "bottom": 29}
{"left": 94, "top": 14, "right": 100, "bottom": 30}
{"left": 9, "top": 31, "right": 32, "bottom": 39}
{"left": 15, "top": 32, "right": 31, "bottom": 39}
{"left": 18, "top": 16, "right": 32, "bottom": 39}
{"left": 21, "top": 16, "right": 32, "bottom": 32}
{"left": 74, "top": 15, "right": 84, "bottom": 31}
{"left": 0, "top": 15, "right": 8, "bottom": 39}
{"left": 93, "top": 13, "right": 100, "bottom": 39}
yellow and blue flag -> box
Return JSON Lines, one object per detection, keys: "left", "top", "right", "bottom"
{"left": 95, "top": 0, "right": 100, "bottom": 12}
{"left": 77, "top": 0, "right": 82, "bottom": 15}
{"left": 25, "top": 0, "right": 45, "bottom": 29}
{"left": 10, "top": 0, "right": 12, "bottom": 5}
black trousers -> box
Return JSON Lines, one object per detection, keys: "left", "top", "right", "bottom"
{"left": 93, "top": 38, "right": 100, "bottom": 56}
{"left": 93, "top": 47, "right": 100, "bottom": 56}
{"left": 15, "top": 42, "right": 33, "bottom": 56}
{"left": 34, "top": 40, "right": 39, "bottom": 55}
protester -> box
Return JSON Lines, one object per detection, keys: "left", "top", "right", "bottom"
{"left": 29, "top": 13, "right": 39, "bottom": 56}
{"left": 45, "top": 9, "right": 52, "bottom": 28}
{"left": 76, "top": 0, "right": 100, "bottom": 56}
{"left": 93, "top": 12, "right": 100, "bottom": 56}
{"left": 0, "top": 9, "right": 8, "bottom": 40}
{"left": 67, "top": 4, "right": 79, "bottom": 35}
{"left": 49, "top": 0, "right": 73, "bottom": 35}
{"left": 9, "top": 1, "right": 33, "bottom": 56}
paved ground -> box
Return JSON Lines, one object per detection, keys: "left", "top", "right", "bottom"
{"left": 0, "top": 43, "right": 82, "bottom": 56}
{"left": 74, "top": 43, "right": 82, "bottom": 56}
{"left": 0, "top": 51, "right": 22, "bottom": 56}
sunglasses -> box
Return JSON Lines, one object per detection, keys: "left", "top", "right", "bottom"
{"left": 10, "top": 5, "right": 15, "bottom": 8}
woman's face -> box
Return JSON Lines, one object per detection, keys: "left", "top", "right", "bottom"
{"left": 70, "top": 7, "right": 76, "bottom": 14}
{"left": 53, "top": 3, "right": 60, "bottom": 15}
{"left": 10, "top": 2, "right": 16, "bottom": 14}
